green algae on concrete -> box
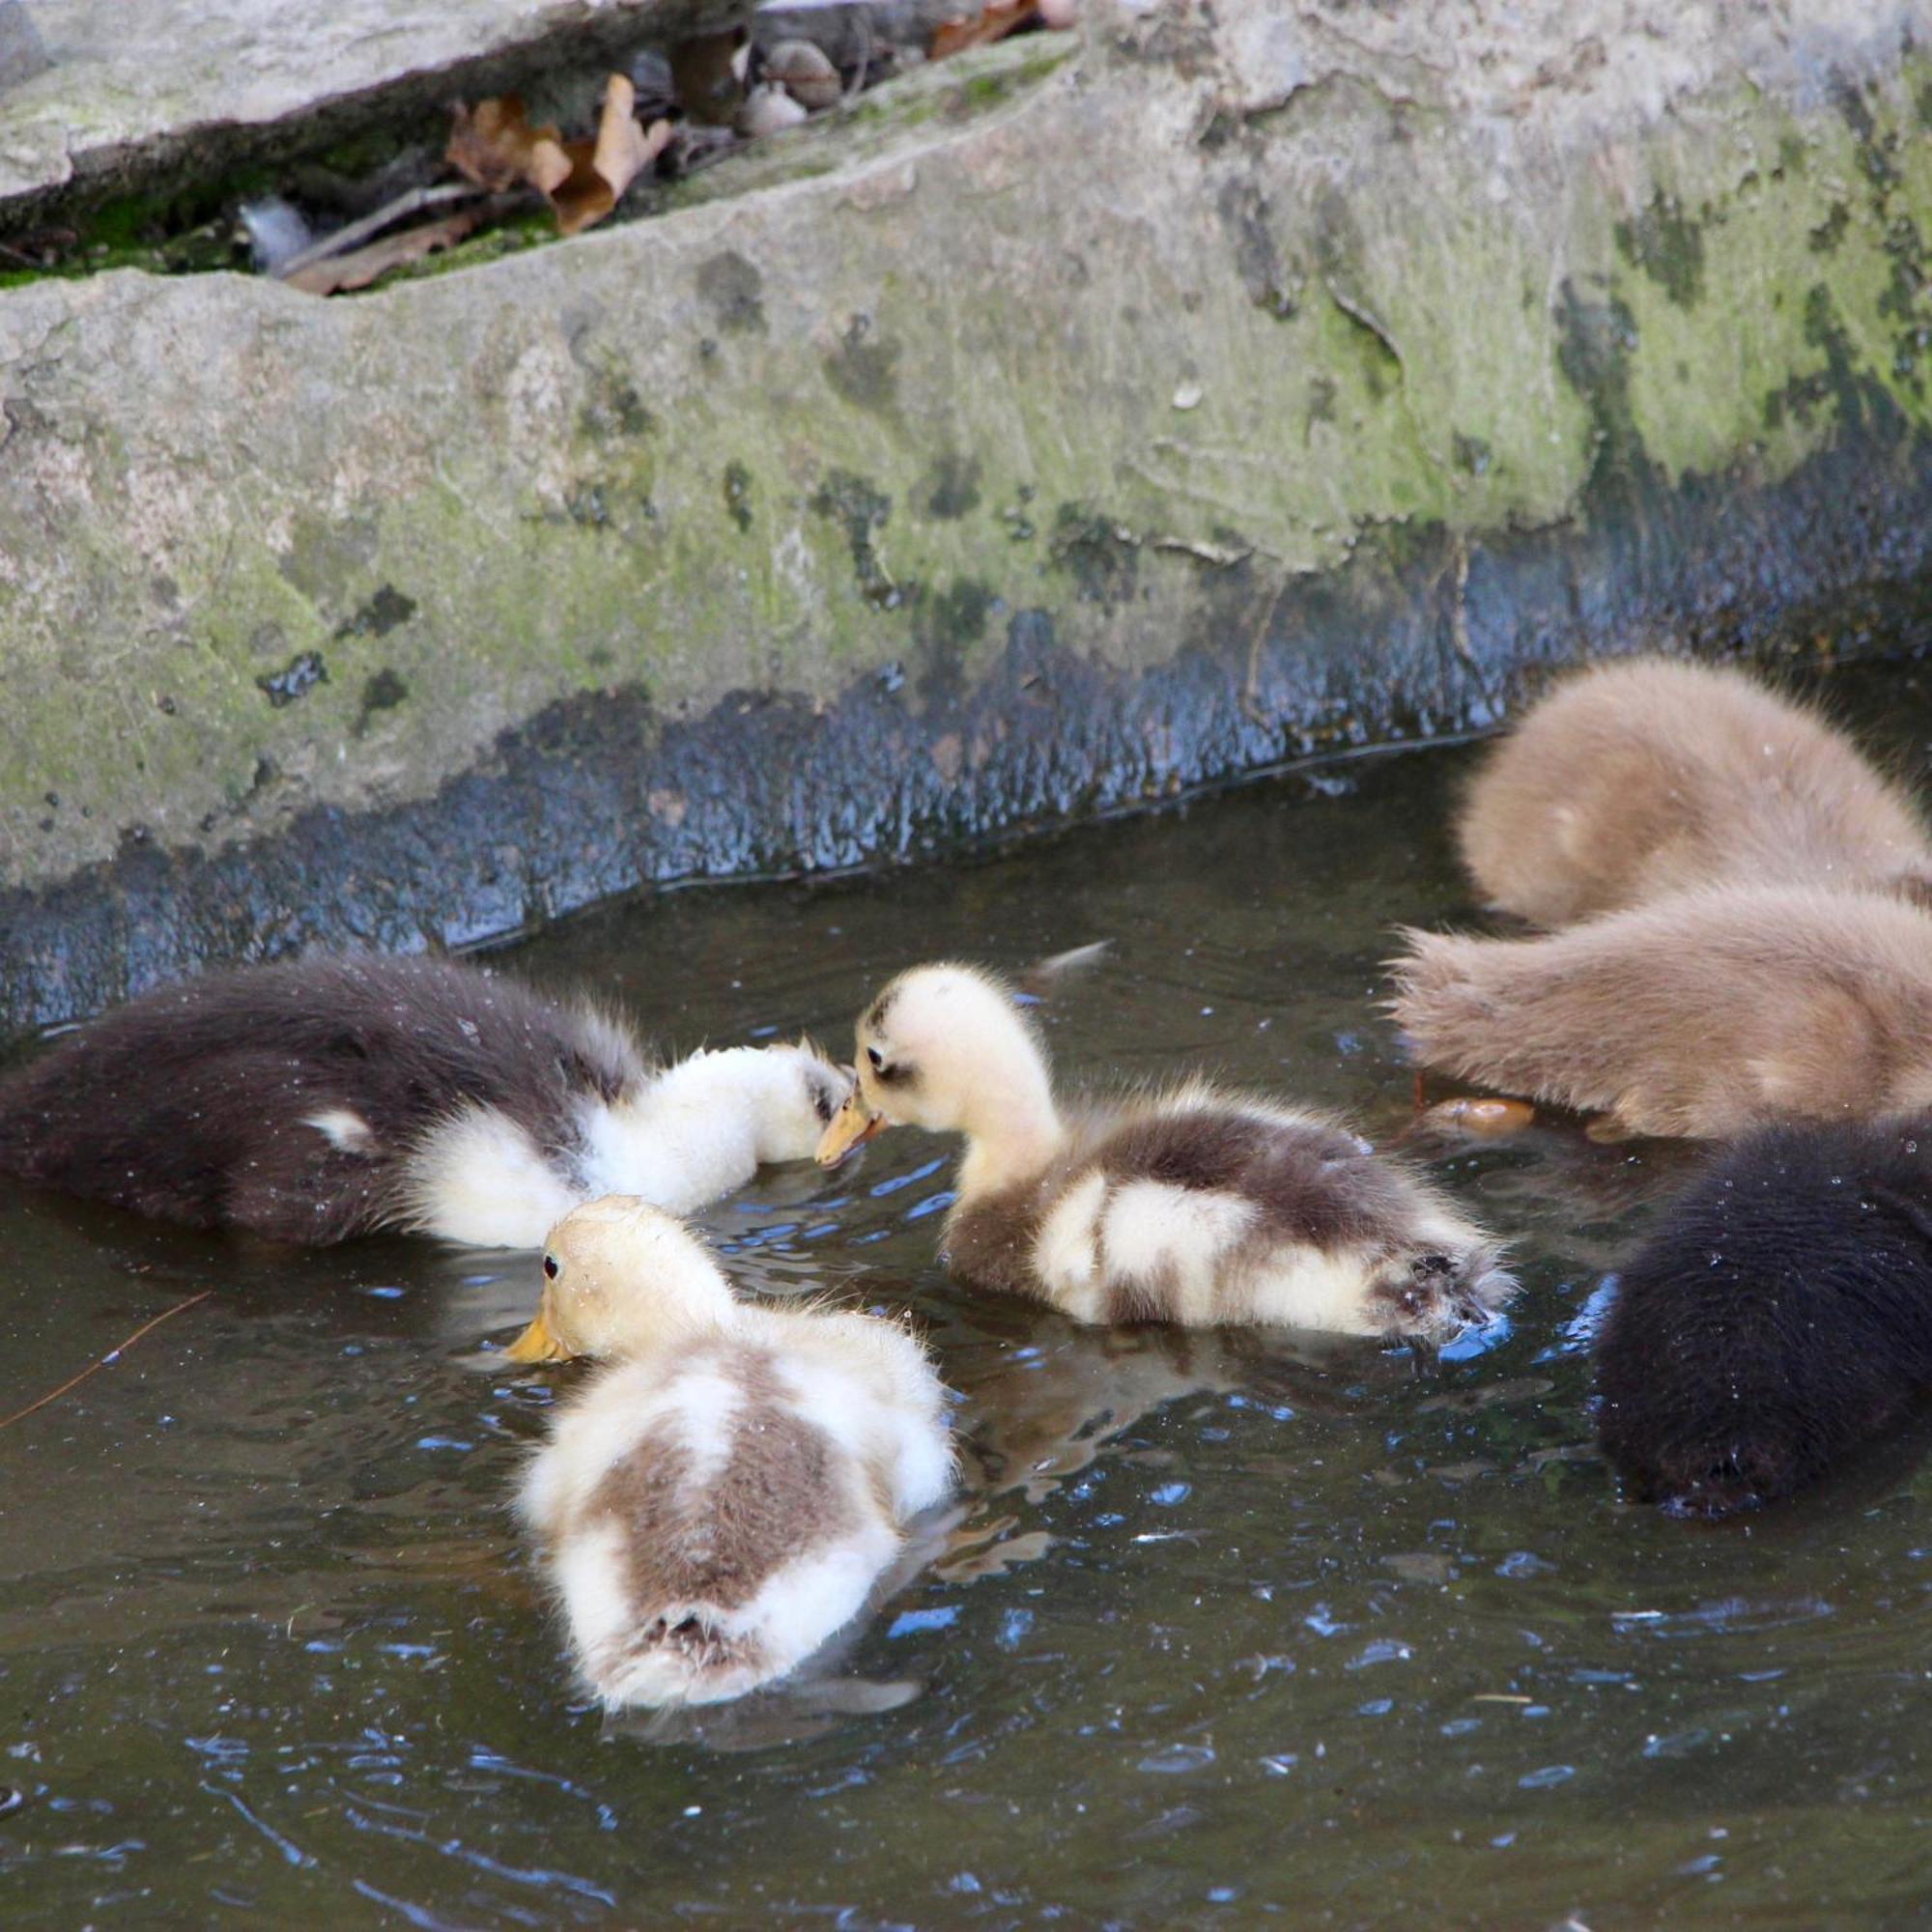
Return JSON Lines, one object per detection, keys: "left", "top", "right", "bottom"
{"left": 6, "top": 1, "right": 1932, "bottom": 1033}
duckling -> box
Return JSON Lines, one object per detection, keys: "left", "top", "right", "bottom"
{"left": 1389, "top": 884, "right": 1932, "bottom": 1139}
{"left": 1459, "top": 658, "right": 1932, "bottom": 925}
{"left": 0, "top": 954, "right": 852, "bottom": 1247}
{"left": 507, "top": 1197, "right": 952, "bottom": 1708}
{"left": 1596, "top": 1116, "right": 1932, "bottom": 1516}
{"left": 815, "top": 963, "right": 1512, "bottom": 1338}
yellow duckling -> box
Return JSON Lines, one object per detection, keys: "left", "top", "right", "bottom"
{"left": 816, "top": 963, "right": 1512, "bottom": 1339}
{"left": 508, "top": 1198, "right": 952, "bottom": 1709}
{"left": 1459, "top": 657, "right": 1932, "bottom": 926}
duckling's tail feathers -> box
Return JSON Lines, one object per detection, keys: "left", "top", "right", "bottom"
{"left": 591, "top": 1612, "right": 773, "bottom": 1709}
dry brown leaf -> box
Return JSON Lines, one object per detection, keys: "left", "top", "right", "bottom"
{"left": 285, "top": 209, "right": 483, "bottom": 296}
{"left": 931, "top": 0, "right": 1037, "bottom": 60}
{"left": 446, "top": 95, "right": 572, "bottom": 196}
{"left": 448, "top": 79, "right": 667, "bottom": 238}
{"left": 551, "top": 75, "right": 672, "bottom": 237}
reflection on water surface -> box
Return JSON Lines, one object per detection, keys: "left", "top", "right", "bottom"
{"left": 6, "top": 663, "right": 1932, "bottom": 1925}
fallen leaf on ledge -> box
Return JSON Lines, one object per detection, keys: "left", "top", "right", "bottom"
{"left": 931, "top": 0, "right": 1037, "bottom": 59}
{"left": 553, "top": 75, "right": 673, "bottom": 235}
{"left": 448, "top": 76, "right": 669, "bottom": 237}
{"left": 447, "top": 95, "right": 572, "bottom": 196}
{"left": 284, "top": 208, "right": 484, "bottom": 295}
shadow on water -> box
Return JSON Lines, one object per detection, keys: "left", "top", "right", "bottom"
{"left": 7, "top": 662, "right": 1932, "bottom": 1923}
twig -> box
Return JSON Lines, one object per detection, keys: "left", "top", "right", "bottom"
{"left": 274, "top": 183, "right": 489, "bottom": 280}
{"left": 0, "top": 1290, "right": 213, "bottom": 1431}
{"left": 0, "top": 227, "right": 76, "bottom": 270}
{"left": 845, "top": 5, "right": 874, "bottom": 102}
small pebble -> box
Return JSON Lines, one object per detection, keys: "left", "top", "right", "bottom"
{"left": 739, "top": 83, "right": 810, "bottom": 138}
{"left": 629, "top": 48, "right": 677, "bottom": 118}
{"left": 766, "top": 39, "right": 842, "bottom": 111}
{"left": 239, "top": 196, "right": 314, "bottom": 274}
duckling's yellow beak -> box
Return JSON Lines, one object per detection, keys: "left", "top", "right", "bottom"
{"left": 503, "top": 1308, "right": 574, "bottom": 1363}
{"left": 817, "top": 1090, "right": 886, "bottom": 1166}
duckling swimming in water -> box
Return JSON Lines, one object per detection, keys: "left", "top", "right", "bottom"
{"left": 1390, "top": 884, "right": 1932, "bottom": 1140}
{"left": 816, "top": 963, "right": 1511, "bottom": 1339}
{"left": 508, "top": 1197, "right": 952, "bottom": 1708}
{"left": 1596, "top": 1115, "right": 1932, "bottom": 1516}
{"left": 0, "top": 954, "right": 852, "bottom": 1247}
{"left": 1459, "top": 658, "right": 1932, "bottom": 926}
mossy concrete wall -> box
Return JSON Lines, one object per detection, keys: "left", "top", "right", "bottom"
{"left": 4, "top": 0, "right": 1932, "bottom": 1036}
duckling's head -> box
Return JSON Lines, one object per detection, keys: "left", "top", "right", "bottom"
{"left": 817, "top": 963, "right": 1060, "bottom": 1167}
{"left": 504, "top": 1197, "right": 736, "bottom": 1362}
{"left": 742, "top": 1038, "right": 857, "bottom": 1164}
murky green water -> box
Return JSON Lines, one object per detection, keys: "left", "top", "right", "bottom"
{"left": 8, "top": 666, "right": 1932, "bottom": 1928}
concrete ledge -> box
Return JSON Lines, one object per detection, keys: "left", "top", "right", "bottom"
{"left": 4, "top": 1, "right": 1932, "bottom": 1037}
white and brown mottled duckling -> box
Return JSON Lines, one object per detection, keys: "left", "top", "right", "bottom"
{"left": 508, "top": 1197, "right": 952, "bottom": 1709}
{"left": 1390, "top": 884, "right": 1932, "bottom": 1140}
{"left": 0, "top": 954, "right": 852, "bottom": 1247}
{"left": 1459, "top": 657, "right": 1932, "bottom": 926}
{"left": 1596, "top": 1115, "right": 1932, "bottom": 1517}
{"left": 815, "top": 963, "right": 1512, "bottom": 1339}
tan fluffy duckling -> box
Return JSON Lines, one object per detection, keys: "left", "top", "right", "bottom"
{"left": 509, "top": 1198, "right": 952, "bottom": 1709}
{"left": 1459, "top": 658, "right": 1932, "bottom": 926}
{"left": 816, "top": 963, "right": 1512, "bottom": 1339}
{"left": 1390, "top": 884, "right": 1932, "bottom": 1140}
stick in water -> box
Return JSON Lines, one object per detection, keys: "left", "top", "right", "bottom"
{"left": 0, "top": 1291, "right": 213, "bottom": 1431}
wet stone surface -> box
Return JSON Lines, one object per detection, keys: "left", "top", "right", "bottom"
{"left": 0, "top": 4, "right": 47, "bottom": 96}
{"left": 6, "top": 668, "right": 1932, "bottom": 1922}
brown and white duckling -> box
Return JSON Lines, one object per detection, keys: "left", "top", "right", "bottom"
{"left": 816, "top": 963, "right": 1512, "bottom": 1339}
{"left": 1390, "top": 884, "right": 1932, "bottom": 1140}
{"left": 1459, "top": 658, "right": 1932, "bottom": 926}
{"left": 0, "top": 954, "right": 852, "bottom": 1247}
{"left": 508, "top": 1197, "right": 952, "bottom": 1709}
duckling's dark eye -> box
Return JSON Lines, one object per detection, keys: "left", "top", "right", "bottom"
{"left": 867, "top": 1046, "right": 885, "bottom": 1072}
{"left": 542, "top": 1254, "right": 559, "bottom": 1280}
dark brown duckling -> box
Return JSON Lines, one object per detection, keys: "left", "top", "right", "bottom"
{"left": 0, "top": 954, "right": 851, "bottom": 1247}
{"left": 1389, "top": 885, "right": 1932, "bottom": 1140}
{"left": 1596, "top": 1115, "right": 1932, "bottom": 1516}
{"left": 1459, "top": 658, "right": 1932, "bottom": 926}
